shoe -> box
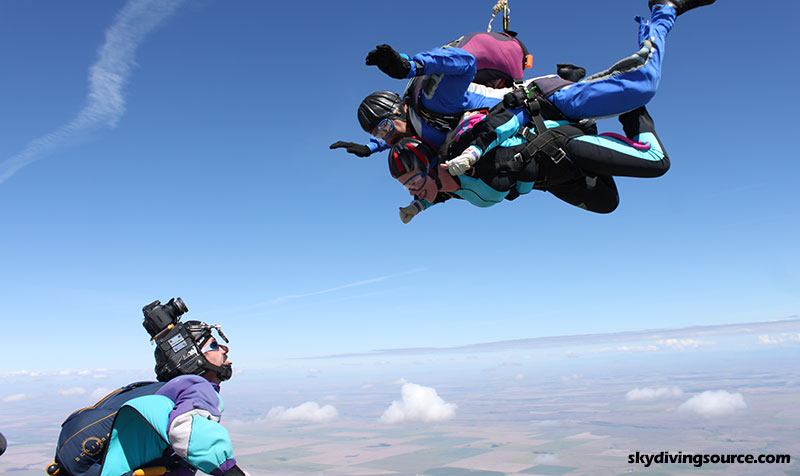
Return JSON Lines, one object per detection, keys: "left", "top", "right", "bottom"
{"left": 648, "top": 0, "right": 715, "bottom": 15}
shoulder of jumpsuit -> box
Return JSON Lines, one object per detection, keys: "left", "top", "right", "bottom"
{"left": 156, "top": 375, "right": 224, "bottom": 423}
{"left": 367, "top": 137, "right": 389, "bottom": 154}
{"left": 405, "top": 47, "right": 477, "bottom": 78}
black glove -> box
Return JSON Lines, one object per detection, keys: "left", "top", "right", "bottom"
{"left": 556, "top": 63, "right": 586, "bottom": 82}
{"left": 365, "top": 44, "right": 411, "bottom": 79}
{"left": 330, "top": 141, "right": 371, "bottom": 158}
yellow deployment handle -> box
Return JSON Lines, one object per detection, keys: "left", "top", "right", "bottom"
{"left": 132, "top": 467, "right": 168, "bottom": 476}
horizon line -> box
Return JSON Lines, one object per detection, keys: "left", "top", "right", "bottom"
{"left": 300, "top": 316, "right": 800, "bottom": 360}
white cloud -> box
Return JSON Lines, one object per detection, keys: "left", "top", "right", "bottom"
{"left": 3, "top": 393, "right": 38, "bottom": 403}
{"left": 657, "top": 339, "right": 709, "bottom": 350}
{"left": 678, "top": 390, "right": 747, "bottom": 418}
{"left": 268, "top": 402, "right": 338, "bottom": 422}
{"left": 534, "top": 454, "right": 560, "bottom": 464}
{"left": 515, "top": 373, "right": 525, "bottom": 381}
{"left": 626, "top": 387, "right": 684, "bottom": 401}
{"left": 77, "top": 370, "right": 92, "bottom": 376}
{"left": 59, "top": 387, "right": 87, "bottom": 397}
{"left": 380, "top": 382, "right": 457, "bottom": 424}
{"left": 0, "top": 0, "right": 184, "bottom": 183}
{"left": 758, "top": 333, "right": 800, "bottom": 345}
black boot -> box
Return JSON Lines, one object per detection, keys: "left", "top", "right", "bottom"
{"left": 648, "top": 0, "right": 715, "bottom": 16}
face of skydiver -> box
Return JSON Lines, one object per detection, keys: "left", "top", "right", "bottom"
{"left": 199, "top": 336, "right": 231, "bottom": 384}
{"left": 372, "top": 104, "right": 411, "bottom": 145}
{"left": 396, "top": 167, "right": 440, "bottom": 202}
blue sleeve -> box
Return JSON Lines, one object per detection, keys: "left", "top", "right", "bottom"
{"left": 409, "top": 47, "right": 476, "bottom": 78}
{"left": 367, "top": 137, "right": 389, "bottom": 154}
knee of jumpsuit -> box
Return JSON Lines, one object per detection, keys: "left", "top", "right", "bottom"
{"left": 546, "top": 6, "right": 676, "bottom": 120}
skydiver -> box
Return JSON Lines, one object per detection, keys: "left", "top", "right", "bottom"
{"left": 47, "top": 300, "right": 247, "bottom": 476}
{"left": 330, "top": 0, "right": 715, "bottom": 159}
{"left": 389, "top": 105, "right": 669, "bottom": 222}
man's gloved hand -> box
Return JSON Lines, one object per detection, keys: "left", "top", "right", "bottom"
{"left": 399, "top": 200, "right": 423, "bottom": 224}
{"left": 366, "top": 44, "right": 411, "bottom": 79}
{"left": 330, "top": 141, "right": 371, "bottom": 158}
{"left": 444, "top": 146, "right": 481, "bottom": 175}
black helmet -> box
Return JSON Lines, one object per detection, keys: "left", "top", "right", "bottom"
{"left": 388, "top": 137, "right": 439, "bottom": 178}
{"left": 153, "top": 319, "right": 233, "bottom": 382}
{"left": 358, "top": 91, "right": 406, "bottom": 134}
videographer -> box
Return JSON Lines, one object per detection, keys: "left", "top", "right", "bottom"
{"left": 48, "top": 298, "right": 246, "bottom": 476}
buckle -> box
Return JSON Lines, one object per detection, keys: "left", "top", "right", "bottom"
{"left": 551, "top": 148, "right": 566, "bottom": 164}
{"left": 519, "top": 126, "right": 535, "bottom": 141}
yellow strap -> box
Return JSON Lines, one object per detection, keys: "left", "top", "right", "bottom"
{"left": 132, "top": 467, "right": 168, "bottom": 476}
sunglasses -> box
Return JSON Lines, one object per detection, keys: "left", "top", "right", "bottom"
{"left": 201, "top": 339, "right": 221, "bottom": 353}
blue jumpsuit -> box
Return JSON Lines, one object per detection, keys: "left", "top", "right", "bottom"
{"left": 368, "top": 5, "right": 677, "bottom": 154}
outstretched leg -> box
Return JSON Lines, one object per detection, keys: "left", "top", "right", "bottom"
{"left": 563, "top": 107, "right": 671, "bottom": 178}
{"left": 547, "top": 6, "right": 676, "bottom": 120}
{"left": 649, "top": 0, "right": 715, "bottom": 16}
{"left": 548, "top": 175, "right": 620, "bottom": 214}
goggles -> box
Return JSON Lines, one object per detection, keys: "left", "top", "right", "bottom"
{"left": 401, "top": 160, "right": 436, "bottom": 193}
{"left": 373, "top": 118, "right": 394, "bottom": 140}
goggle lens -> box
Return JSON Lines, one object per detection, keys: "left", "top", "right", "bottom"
{"left": 374, "top": 118, "right": 394, "bottom": 140}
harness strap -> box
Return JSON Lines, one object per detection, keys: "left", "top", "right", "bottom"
{"left": 418, "top": 105, "right": 462, "bottom": 134}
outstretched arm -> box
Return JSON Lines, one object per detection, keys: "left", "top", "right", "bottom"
{"left": 366, "top": 44, "right": 476, "bottom": 80}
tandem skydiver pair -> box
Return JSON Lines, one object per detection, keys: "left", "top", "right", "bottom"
{"left": 330, "top": 0, "right": 716, "bottom": 223}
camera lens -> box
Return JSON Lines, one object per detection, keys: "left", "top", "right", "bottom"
{"left": 173, "top": 297, "right": 188, "bottom": 315}
{"left": 165, "top": 297, "right": 188, "bottom": 318}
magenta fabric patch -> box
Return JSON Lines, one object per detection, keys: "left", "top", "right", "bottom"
{"left": 599, "top": 132, "right": 651, "bottom": 151}
{"left": 457, "top": 32, "right": 524, "bottom": 81}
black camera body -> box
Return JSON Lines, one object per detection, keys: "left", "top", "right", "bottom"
{"left": 142, "top": 297, "right": 188, "bottom": 337}
{"left": 143, "top": 298, "right": 204, "bottom": 382}
{"left": 142, "top": 297, "right": 232, "bottom": 382}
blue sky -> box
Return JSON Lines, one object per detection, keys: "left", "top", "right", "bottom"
{"left": 0, "top": 0, "right": 798, "bottom": 373}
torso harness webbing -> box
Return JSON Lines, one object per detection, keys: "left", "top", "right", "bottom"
{"left": 503, "top": 85, "right": 575, "bottom": 190}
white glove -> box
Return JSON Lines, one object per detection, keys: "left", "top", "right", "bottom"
{"left": 399, "top": 200, "right": 423, "bottom": 224}
{"left": 445, "top": 146, "right": 481, "bottom": 175}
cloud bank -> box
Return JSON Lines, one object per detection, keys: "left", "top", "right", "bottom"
{"left": 0, "top": 0, "right": 183, "bottom": 183}
{"left": 678, "top": 390, "right": 747, "bottom": 418}
{"left": 380, "top": 382, "right": 457, "bottom": 424}
{"left": 626, "top": 387, "right": 684, "bottom": 401}
{"left": 2, "top": 393, "right": 38, "bottom": 403}
{"left": 268, "top": 402, "right": 338, "bottom": 422}
{"left": 310, "top": 318, "right": 800, "bottom": 359}
{"left": 758, "top": 333, "right": 800, "bottom": 345}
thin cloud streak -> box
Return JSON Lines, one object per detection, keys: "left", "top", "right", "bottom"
{"left": 204, "top": 268, "right": 428, "bottom": 316}
{"left": 0, "top": 0, "right": 183, "bottom": 183}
